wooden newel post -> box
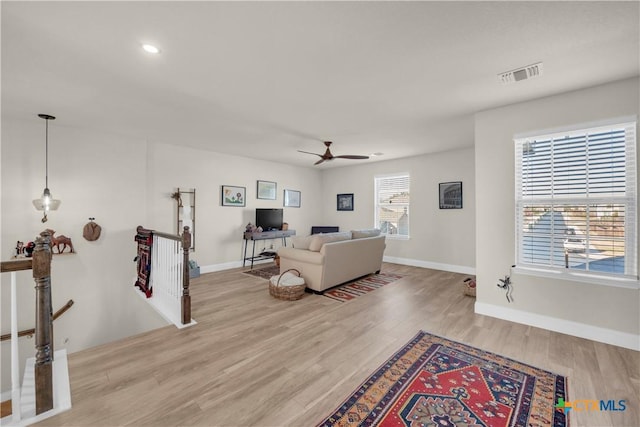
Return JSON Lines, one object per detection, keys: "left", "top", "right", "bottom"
{"left": 33, "top": 232, "right": 53, "bottom": 414}
{"left": 181, "top": 226, "right": 191, "bottom": 325}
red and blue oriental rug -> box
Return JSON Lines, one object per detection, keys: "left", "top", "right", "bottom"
{"left": 318, "top": 331, "right": 568, "bottom": 427}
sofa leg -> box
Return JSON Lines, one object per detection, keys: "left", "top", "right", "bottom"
{"left": 305, "top": 287, "right": 323, "bottom": 295}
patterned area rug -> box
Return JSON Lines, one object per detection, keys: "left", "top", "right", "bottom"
{"left": 317, "top": 331, "right": 568, "bottom": 427}
{"left": 242, "top": 264, "right": 280, "bottom": 280}
{"left": 323, "top": 272, "right": 403, "bottom": 302}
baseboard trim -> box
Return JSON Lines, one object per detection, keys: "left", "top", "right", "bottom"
{"left": 200, "top": 256, "right": 476, "bottom": 275}
{"left": 383, "top": 256, "right": 476, "bottom": 276}
{"left": 475, "top": 301, "right": 640, "bottom": 351}
{"left": 200, "top": 258, "right": 273, "bottom": 274}
{"left": 201, "top": 257, "right": 474, "bottom": 276}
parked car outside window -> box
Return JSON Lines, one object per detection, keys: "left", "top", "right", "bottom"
{"left": 563, "top": 227, "right": 586, "bottom": 253}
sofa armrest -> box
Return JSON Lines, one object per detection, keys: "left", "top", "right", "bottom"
{"left": 277, "top": 247, "right": 324, "bottom": 265}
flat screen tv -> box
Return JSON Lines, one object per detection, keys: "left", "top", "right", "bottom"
{"left": 256, "top": 208, "right": 283, "bottom": 231}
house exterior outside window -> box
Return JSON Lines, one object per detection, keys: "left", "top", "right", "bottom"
{"left": 514, "top": 117, "right": 637, "bottom": 282}
{"left": 375, "top": 174, "right": 410, "bottom": 239}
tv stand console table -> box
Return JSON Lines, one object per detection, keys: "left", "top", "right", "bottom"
{"left": 243, "top": 230, "right": 296, "bottom": 269}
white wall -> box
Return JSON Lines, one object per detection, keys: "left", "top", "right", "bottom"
{"left": 1, "top": 119, "right": 167, "bottom": 393}
{"left": 0, "top": 121, "right": 323, "bottom": 393}
{"left": 474, "top": 77, "right": 640, "bottom": 349}
{"left": 321, "top": 147, "right": 476, "bottom": 273}
{"left": 145, "top": 142, "right": 323, "bottom": 271}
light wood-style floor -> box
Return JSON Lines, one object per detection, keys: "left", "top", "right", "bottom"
{"left": 36, "top": 263, "right": 639, "bottom": 426}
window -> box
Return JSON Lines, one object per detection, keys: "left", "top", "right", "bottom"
{"left": 375, "top": 174, "right": 410, "bottom": 238}
{"left": 515, "top": 118, "right": 637, "bottom": 280}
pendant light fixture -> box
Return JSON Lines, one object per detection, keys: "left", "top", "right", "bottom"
{"left": 32, "top": 114, "right": 61, "bottom": 223}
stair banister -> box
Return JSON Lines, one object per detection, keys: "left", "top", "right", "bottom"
{"left": 33, "top": 231, "right": 54, "bottom": 414}
{"left": 182, "top": 226, "right": 191, "bottom": 325}
{"left": 135, "top": 225, "right": 193, "bottom": 327}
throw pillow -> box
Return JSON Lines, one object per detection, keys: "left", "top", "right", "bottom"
{"left": 308, "top": 231, "right": 352, "bottom": 251}
{"left": 291, "top": 235, "right": 312, "bottom": 250}
{"left": 351, "top": 228, "right": 381, "bottom": 239}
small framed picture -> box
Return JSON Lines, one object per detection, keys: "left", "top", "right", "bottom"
{"left": 257, "top": 180, "right": 277, "bottom": 200}
{"left": 283, "top": 189, "right": 301, "bottom": 208}
{"left": 221, "top": 185, "right": 246, "bottom": 207}
{"left": 337, "top": 193, "right": 354, "bottom": 211}
{"left": 439, "top": 181, "right": 462, "bottom": 209}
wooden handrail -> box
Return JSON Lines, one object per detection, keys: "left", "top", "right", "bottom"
{"left": 1, "top": 258, "right": 33, "bottom": 273}
{"left": 153, "top": 230, "right": 182, "bottom": 241}
{"left": 0, "top": 300, "right": 74, "bottom": 342}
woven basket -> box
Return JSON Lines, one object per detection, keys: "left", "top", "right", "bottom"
{"left": 269, "top": 268, "right": 305, "bottom": 301}
{"left": 463, "top": 278, "right": 476, "bottom": 297}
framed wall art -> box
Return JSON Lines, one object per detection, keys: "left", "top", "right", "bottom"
{"left": 257, "top": 180, "right": 277, "bottom": 200}
{"left": 221, "top": 185, "right": 246, "bottom": 207}
{"left": 283, "top": 189, "right": 301, "bottom": 208}
{"left": 439, "top": 181, "right": 462, "bottom": 209}
{"left": 337, "top": 193, "right": 354, "bottom": 211}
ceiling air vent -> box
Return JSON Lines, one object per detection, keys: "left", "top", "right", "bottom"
{"left": 498, "top": 62, "right": 544, "bottom": 84}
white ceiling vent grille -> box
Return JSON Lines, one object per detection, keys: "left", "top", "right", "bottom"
{"left": 498, "top": 62, "right": 544, "bottom": 84}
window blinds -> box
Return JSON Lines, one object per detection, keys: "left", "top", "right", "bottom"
{"left": 515, "top": 120, "right": 637, "bottom": 278}
{"left": 375, "top": 174, "right": 410, "bottom": 237}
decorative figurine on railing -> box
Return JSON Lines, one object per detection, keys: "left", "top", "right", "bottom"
{"left": 14, "top": 241, "right": 25, "bottom": 257}
{"left": 44, "top": 229, "right": 74, "bottom": 254}
{"left": 12, "top": 241, "right": 37, "bottom": 258}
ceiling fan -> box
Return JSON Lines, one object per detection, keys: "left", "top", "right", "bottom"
{"left": 298, "top": 141, "right": 369, "bottom": 165}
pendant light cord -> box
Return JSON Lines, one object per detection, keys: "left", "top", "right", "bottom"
{"left": 45, "top": 117, "right": 49, "bottom": 189}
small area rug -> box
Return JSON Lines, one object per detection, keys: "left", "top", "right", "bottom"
{"left": 317, "top": 331, "right": 568, "bottom": 427}
{"left": 244, "top": 267, "right": 402, "bottom": 302}
{"left": 242, "top": 264, "right": 280, "bottom": 280}
{"left": 323, "top": 272, "right": 403, "bottom": 302}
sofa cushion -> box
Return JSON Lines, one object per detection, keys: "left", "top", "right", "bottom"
{"left": 278, "top": 246, "right": 324, "bottom": 265}
{"left": 291, "top": 235, "right": 312, "bottom": 250}
{"left": 308, "top": 231, "right": 352, "bottom": 252}
{"left": 351, "top": 228, "right": 381, "bottom": 239}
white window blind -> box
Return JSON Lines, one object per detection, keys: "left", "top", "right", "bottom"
{"left": 375, "top": 174, "right": 410, "bottom": 238}
{"left": 515, "top": 119, "right": 637, "bottom": 279}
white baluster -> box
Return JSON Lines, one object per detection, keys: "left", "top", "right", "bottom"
{"left": 146, "top": 234, "right": 187, "bottom": 326}
{"left": 11, "top": 271, "right": 22, "bottom": 422}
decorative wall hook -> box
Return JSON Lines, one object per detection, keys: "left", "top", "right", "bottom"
{"left": 83, "top": 218, "right": 102, "bottom": 241}
{"left": 497, "top": 275, "right": 514, "bottom": 303}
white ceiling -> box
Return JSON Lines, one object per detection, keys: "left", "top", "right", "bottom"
{"left": 2, "top": 1, "right": 638, "bottom": 168}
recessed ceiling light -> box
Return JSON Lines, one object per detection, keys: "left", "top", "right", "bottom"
{"left": 142, "top": 44, "right": 160, "bottom": 54}
{"left": 370, "top": 152, "right": 384, "bottom": 157}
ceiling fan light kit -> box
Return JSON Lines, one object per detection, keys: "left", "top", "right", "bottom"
{"left": 33, "top": 113, "right": 61, "bottom": 223}
{"left": 298, "top": 141, "right": 369, "bottom": 165}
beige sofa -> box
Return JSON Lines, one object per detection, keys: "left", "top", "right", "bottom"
{"left": 277, "top": 229, "right": 385, "bottom": 293}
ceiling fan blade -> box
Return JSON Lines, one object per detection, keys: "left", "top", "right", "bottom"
{"left": 333, "top": 155, "right": 370, "bottom": 160}
{"left": 297, "top": 150, "right": 323, "bottom": 158}
{"left": 314, "top": 158, "right": 326, "bottom": 165}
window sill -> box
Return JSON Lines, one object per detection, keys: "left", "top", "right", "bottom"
{"left": 384, "top": 234, "right": 410, "bottom": 241}
{"left": 512, "top": 265, "right": 639, "bottom": 290}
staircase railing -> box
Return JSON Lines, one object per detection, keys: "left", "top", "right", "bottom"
{"left": 134, "top": 226, "right": 192, "bottom": 327}
{"left": 1, "top": 231, "right": 53, "bottom": 421}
